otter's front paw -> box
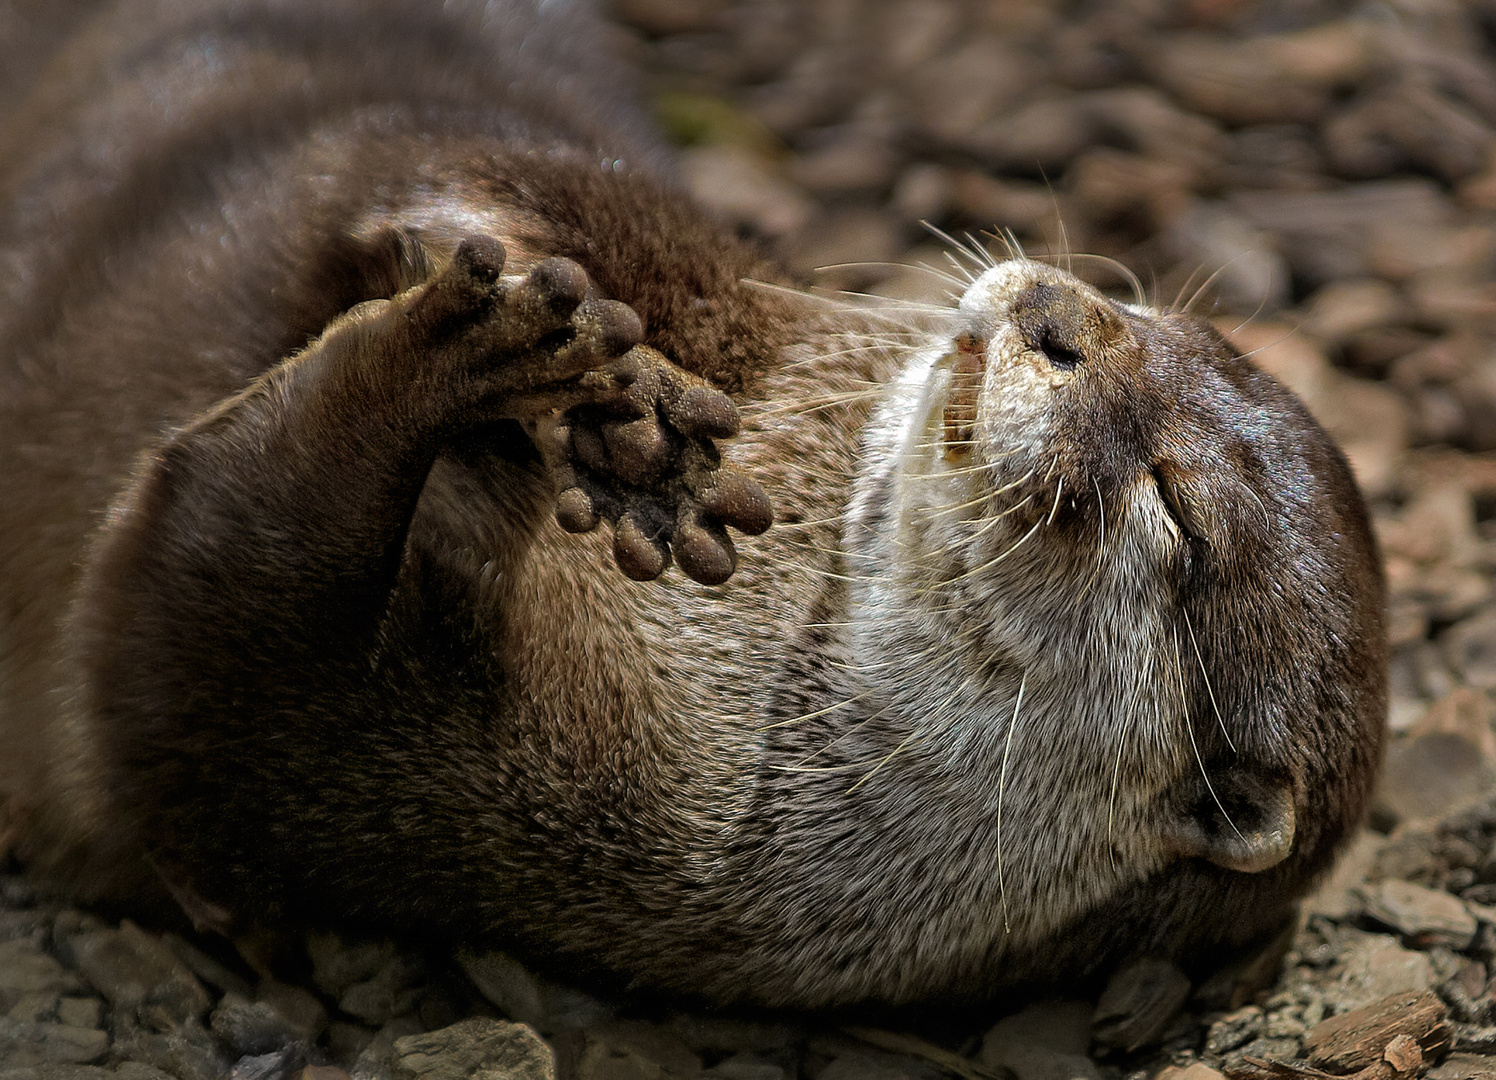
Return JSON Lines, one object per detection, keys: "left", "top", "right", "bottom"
{"left": 406, "top": 237, "right": 645, "bottom": 403}
{"left": 406, "top": 237, "right": 770, "bottom": 585}
{"left": 542, "top": 347, "right": 772, "bottom": 586}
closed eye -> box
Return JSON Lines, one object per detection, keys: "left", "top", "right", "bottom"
{"left": 1150, "top": 464, "right": 1204, "bottom": 547}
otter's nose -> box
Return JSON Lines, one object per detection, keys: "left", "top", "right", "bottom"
{"left": 1010, "top": 283, "right": 1091, "bottom": 370}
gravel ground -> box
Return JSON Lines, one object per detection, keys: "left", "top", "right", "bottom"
{"left": 7, "top": 0, "right": 1496, "bottom": 1078}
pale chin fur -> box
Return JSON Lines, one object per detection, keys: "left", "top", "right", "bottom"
{"left": 835, "top": 259, "right": 1189, "bottom": 948}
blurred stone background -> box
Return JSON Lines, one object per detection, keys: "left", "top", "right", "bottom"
{"left": 10, "top": 1, "right": 1496, "bottom": 1078}
{"left": 612, "top": 0, "right": 1496, "bottom": 760}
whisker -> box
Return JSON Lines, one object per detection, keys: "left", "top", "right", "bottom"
{"left": 773, "top": 515, "right": 850, "bottom": 530}
{"left": 903, "top": 443, "right": 1025, "bottom": 465}
{"left": 921, "top": 506, "right": 1045, "bottom": 591}
{"left": 746, "top": 554, "right": 863, "bottom": 584}
{"left": 740, "top": 390, "right": 889, "bottom": 417}
{"left": 914, "top": 261, "right": 974, "bottom": 289}
{"left": 778, "top": 343, "right": 915, "bottom": 368}
{"left": 815, "top": 261, "right": 969, "bottom": 293}
{"left": 1184, "top": 609, "right": 1236, "bottom": 755}
{"left": 794, "top": 715, "right": 888, "bottom": 767}
{"left": 996, "top": 671, "right": 1027, "bottom": 934}
{"left": 758, "top": 691, "right": 876, "bottom": 730}
{"left": 781, "top": 539, "right": 877, "bottom": 561}
{"left": 960, "top": 491, "right": 1037, "bottom": 543}
{"left": 1225, "top": 320, "right": 1302, "bottom": 362}
{"left": 846, "top": 725, "right": 922, "bottom": 792}
{"left": 1171, "top": 265, "right": 1205, "bottom": 313}
{"left": 1173, "top": 626, "right": 1247, "bottom": 845}
{"left": 741, "top": 277, "right": 958, "bottom": 332}
{"left": 994, "top": 465, "right": 1038, "bottom": 497}
{"left": 984, "top": 227, "right": 1026, "bottom": 263}
{"left": 1079, "top": 475, "right": 1106, "bottom": 598}
{"left": 772, "top": 760, "right": 875, "bottom": 774}
{"left": 1106, "top": 714, "right": 1125, "bottom": 875}
{"left": 1045, "top": 474, "right": 1065, "bottom": 526}
{"left": 1063, "top": 253, "right": 1147, "bottom": 309}
{"left": 1182, "top": 263, "right": 1232, "bottom": 316}
{"left": 917, "top": 485, "right": 1006, "bottom": 520}
{"left": 963, "top": 231, "right": 998, "bottom": 270}
{"left": 1234, "top": 476, "right": 1273, "bottom": 533}
{"left": 943, "top": 250, "right": 978, "bottom": 284}
{"left": 1223, "top": 287, "right": 1279, "bottom": 339}
{"left": 921, "top": 221, "right": 988, "bottom": 279}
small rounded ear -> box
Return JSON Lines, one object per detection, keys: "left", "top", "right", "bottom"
{"left": 1163, "top": 769, "right": 1296, "bottom": 874}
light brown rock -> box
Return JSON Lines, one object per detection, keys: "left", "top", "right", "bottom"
{"left": 393, "top": 1018, "right": 554, "bottom": 1080}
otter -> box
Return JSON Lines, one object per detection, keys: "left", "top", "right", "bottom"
{"left": 0, "top": 0, "right": 1385, "bottom": 1009}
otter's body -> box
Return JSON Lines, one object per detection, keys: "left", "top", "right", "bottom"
{"left": 0, "top": 0, "right": 1385, "bottom": 1008}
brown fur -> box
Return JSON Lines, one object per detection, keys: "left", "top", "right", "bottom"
{"left": 0, "top": 0, "right": 1385, "bottom": 1009}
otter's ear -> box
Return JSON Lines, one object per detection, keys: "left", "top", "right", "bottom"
{"left": 1164, "top": 770, "right": 1295, "bottom": 873}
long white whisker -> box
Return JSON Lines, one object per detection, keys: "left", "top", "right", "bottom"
{"left": 1062, "top": 253, "right": 1146, "bottom": 309}
{"left": 1079, "top": 475, "right": 1106, "bottom": 598}
{"left": 924, "top": 508, "right": 1044, "bottom": 590}
{"left": 1184, "top": 609, "right": 1236, "bottom": 755}
{"left": 1171, "top": 265, "right": 1205, "bottom": 313}
{"left": 1174, "top": 626, "right": 1246, "bottom": 845}
{"left": 1182, "top": 262, "right": 1232, "bottom": 315}
{"left": 758, "top": 691, "right": 876, "bottom": 730}
{"left": 1045, "top": 474, "right": 1065, "bottom": 526}
{"left": 1107, "top": 719, "right": 1125, "bottom": 875}
{"left": 997, "top": 671, "right": 1027, "bottom": 935}
{"left": 963, "top": 231, "right": 998, "bottom": 270}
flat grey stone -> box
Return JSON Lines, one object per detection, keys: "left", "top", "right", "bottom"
{"left": 705, "top": 1057, "right": 786, "bottom": 1080}
{"left": 981, "top": 1002, "right": 1102, "bottom": 1080}
{"left": 393, "top": 1018, "right": 554, "bottom": 1080}
{"left": 210, "top": 992, "right": 303, "bottom": 1057}
{"left": 114, "top": 1066, "right": 176, "bottom": 1080}
{"left": 69, "top": 922, "right": 209, "bottom": 1025}
{"left": 112, "top": 1025, "right": 227, "bottom": 1080}
{"left": 667, "top": 1013, "right": 797, "bottom": 1055}
{"left": 351, "top": 1014, "right": 425, "bottom": 1080}
{"left": 1330, "top": 935, "right": 1437, "bottom": 1012}
{"left": 7, "top": 993, "right": 60, "bottom": 1023}
{"left": 0, "top": 1017, "right": 110, "bottom": 1067}
{"left": 0, "top": 941, "right": 82, "bottom": 1012}
{"left": 817, "top": 1057, "right": 930, "bottom": 1080}
{"left": 1359, "top": 880, "right": 1478, "bottom": 950}
{"left": 55, "top": 1001, "right": 102, "bottom": 1031}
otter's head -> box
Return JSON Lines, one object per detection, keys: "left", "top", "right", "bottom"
{"left": 849, "top": 258, "right": 1385, "bottom": 922}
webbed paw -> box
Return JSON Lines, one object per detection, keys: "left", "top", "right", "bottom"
{"left": 542, "top": 346, "right": 772, "bottom": 586}
{"left": 405, "top": 237, "right": 645, "bottom": 403}
{"left": 403, "top": 238, "right": 771, "bottom": 586}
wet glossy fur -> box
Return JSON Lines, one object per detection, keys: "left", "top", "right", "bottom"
{"left": 0, "top": 0, "right": 1385, "bottom": 1008}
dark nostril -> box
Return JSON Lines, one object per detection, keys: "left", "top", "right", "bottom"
{"left": 1036, "top": 324, "right": 1083, "bottom": 369}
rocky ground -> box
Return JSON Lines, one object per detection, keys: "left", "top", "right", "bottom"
{"left": 7, "top": 0, "right": 1496, "bottom": 1078}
